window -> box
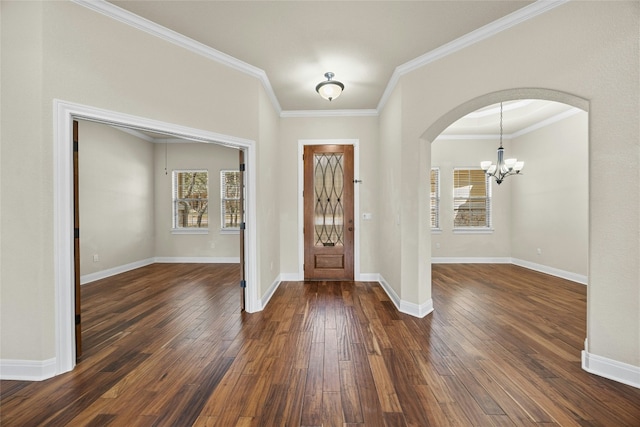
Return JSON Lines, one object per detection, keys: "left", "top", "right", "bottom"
{"left": 220, "top": 170, "right": 241, "bottom": 230}
{"left": 172, "top": 170, "right": 208, "bottom": 230}
{"left": 430, "top": 168, "right": 440, "bottom": 229}
{"left": 453, "top": 168, "right": 491, "bottom": 229}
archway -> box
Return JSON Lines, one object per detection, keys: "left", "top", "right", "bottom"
{"left": 419, "top": 86, "right": 590, "bottom": 360}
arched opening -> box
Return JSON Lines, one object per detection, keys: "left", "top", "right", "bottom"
{"left": 420, "top": 87, "right": 590, "bottom": 355}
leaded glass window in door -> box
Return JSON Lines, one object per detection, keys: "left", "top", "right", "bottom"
{"left": 313, "top": 153, "right": 344, "bottom": 247}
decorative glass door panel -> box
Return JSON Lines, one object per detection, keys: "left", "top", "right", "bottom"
{"left": 314, "top": 153, "right": 345, "bottom": 247}
{"left": 304, "top": 144, "right": 354, "bottom": 280}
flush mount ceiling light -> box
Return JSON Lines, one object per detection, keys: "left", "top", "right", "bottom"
{"left": 480, "top": 102, "right": 524, "bottom": 185}
{"left": 315, "top": 72, "right": 344, "bottom": 101}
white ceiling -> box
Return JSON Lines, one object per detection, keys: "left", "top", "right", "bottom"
{"left": 99, "top": 1, "right": 578, "bottom": 135}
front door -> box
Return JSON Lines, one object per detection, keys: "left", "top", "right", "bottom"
{"left": 303, "top": 144, "right": 354, "bottom": 280}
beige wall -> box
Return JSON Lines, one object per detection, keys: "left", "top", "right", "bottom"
{"left": 153, "top": 142, "right": 240, "bottom": 259}
{"left": 78, "top": 121, "right": 155, "bottom": 276}
{"left": 387, "top": 1, "right": 638, "bottom": 367}
{"left": 378, "top": 86, "right": 403, "bottom": 296}
{"left": 257, "top": 87, "right": 281, "bottom": 295}
{"left": 430, "top": 138, "right": 512, "bottom": 258}
{"left": 511, "top": 111, "right": 589, "bottom": 276}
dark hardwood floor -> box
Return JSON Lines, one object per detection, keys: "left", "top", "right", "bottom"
{"left": 1, "top": 263, "right": 639, "bottom": 426}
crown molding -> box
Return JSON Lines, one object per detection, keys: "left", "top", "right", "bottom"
{"left": 435, "top": 106, "right": 582, "bottom": 141}
{"left": 376, "top": 0, "right": 570, "bottom": 112}
{"left": 280, "top": 109, "right": 378, "bottom": 118}
{"left": 73, "top": 0, "right": 567, "bottom": 118}
{"left": 71, "top": 0, "right": 282, "bottom": 114}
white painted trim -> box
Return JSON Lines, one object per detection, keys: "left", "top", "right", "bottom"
{"left": 0, "top": 358, "right": 57, "bottom": 381}
{"left": 358, "top": 273, "right": 379, "bottom": 282}
{"left": 154, "top": 256, "right": 240, "bottom": 264}
{"left": 512, "top": 258, "right": 588, "bottom": 285}
{"left": 281, "top": 109, "right": 378, "bottom": 118}
{"left": 297, "top": 140, "right": 361, "bottom": 281}
{"left": 432, "top": 257, "right": 512, "bottom": 264}
{"left": 378, "top": 274, "right": 401, "bottom": 309}
{"left": 378, "top": 274, "right": 434, "bottom": 318}
{"left": 377, "top": 0, "right": 569, "bottom": 111}
{"left": 400, "top": 298, "right": 434, "bottom": 319}
{"left": 261, "top": 276, "right": 283, "bottom": 309}
{"left": 53, "top": 99, "right": 260, "bottom": 379}
{"left": 279, "top": 273, "right": 301, "bottom": 281}
{"left": 582, "top": 350, "right": 640, "bottom": 390}
{"left": 510, "top": 107, "right": 583, "bottom": 138}
{"left": 431, "top": 257, "right": 587, "bottom": 285}
{"left": 436, "top": 107, "right": 583, "bottom": 141}
{"left": 80, "top": 258, "right": 155, "bottom": 285}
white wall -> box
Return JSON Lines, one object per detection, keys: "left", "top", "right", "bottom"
{"left": 153, "top": 142, "right": 240, "bottom": 259}
{"left": 79, "top": 121, "right": 155, "bottom": 276}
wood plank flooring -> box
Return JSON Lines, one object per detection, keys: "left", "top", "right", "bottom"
{"left": 2, "top": 263, "right": 640, "bottom": 426}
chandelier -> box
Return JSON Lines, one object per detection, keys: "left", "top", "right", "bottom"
{"left": 315, "top": 72, "right": 344, "bottom": 101}
{"left": 481, "top": 102, "right": 524, "bottom": 184}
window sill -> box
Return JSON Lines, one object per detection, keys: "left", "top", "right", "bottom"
{"left": 431, "top": 228, "right": 443, "bottom": 234}
{"left": 453, "top": 228, "right": 494, "bottom": 235}
{"left": 220, "top": 229, "right": 240, "bottom": 235}
{"left": 171, "top": 228, "right": 209, "bottom": 235}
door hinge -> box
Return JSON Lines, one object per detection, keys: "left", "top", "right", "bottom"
{"left": 73, "top": 141, "right": 79, "bottom": 152}
{"left": 240, "top": 222, "right": 246, "bottom": 230}
{"left": 75, "top": 314, "right": 81, "bottom": 325}
{"left": 240, "top": 280, "right": 247, "bottom": 288}
{"left": 74, "top": 228, "right": 79, "bottom": 238}
{"left": 239, "top": 163, "right": 245, "bottom": 172}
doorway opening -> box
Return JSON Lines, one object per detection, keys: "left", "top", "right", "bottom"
{"left": 54, "top": 100, "right": 258, "bottom": 377}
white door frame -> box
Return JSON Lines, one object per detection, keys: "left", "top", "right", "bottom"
{"left": 53, "top": 99, "right": 259, "bottom": 376}
{"left": 297, "top": 139, "right": 360, "bottom": 280}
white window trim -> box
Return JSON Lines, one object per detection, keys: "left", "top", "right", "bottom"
{"left": 453, "top": 228, "right": 494, "bottom": 234}
{"left": 220, "top": 169, "right": 241, "bottom": 232}
{"left": 172, "top": 169, "right": 210, "bottom": 232}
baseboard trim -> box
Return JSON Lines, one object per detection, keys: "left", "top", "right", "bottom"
{"left": 261, "top": 276, "right": 282, "bottom": 309}
{"left": 81, "top": 257, "right": 240, "bottom": 285}
{"left": 378, "top": 274, "right": 434, "bottom": 318}
{"left": 154, "top": 256, "right": 240, "bottom": 264}
{"left": 80, "top": 258, "right": 155, "bottom": 285}
{"left": 358, "top": 273, "right": 380, "bottom": 282}
{"left": 278, "top": 273, "right": 301, "bottom": 281}
{"left": 582, "top": 350, "right": 640, "bottom": 389}
{"left": 512, "top": 258, "right": 587, "bottom": 285}
{"left": 0, "top": 358, "right": 57, "bottom": 381}
{"left": 432, "top": 256, "right": 587, "bottom": 285}
{"left": 432, "top": 256, "right": 512, "bottom": 264}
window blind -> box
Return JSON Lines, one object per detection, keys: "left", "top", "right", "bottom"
{"left": 453, "top": 168, "right": 491, "bottom": 228}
